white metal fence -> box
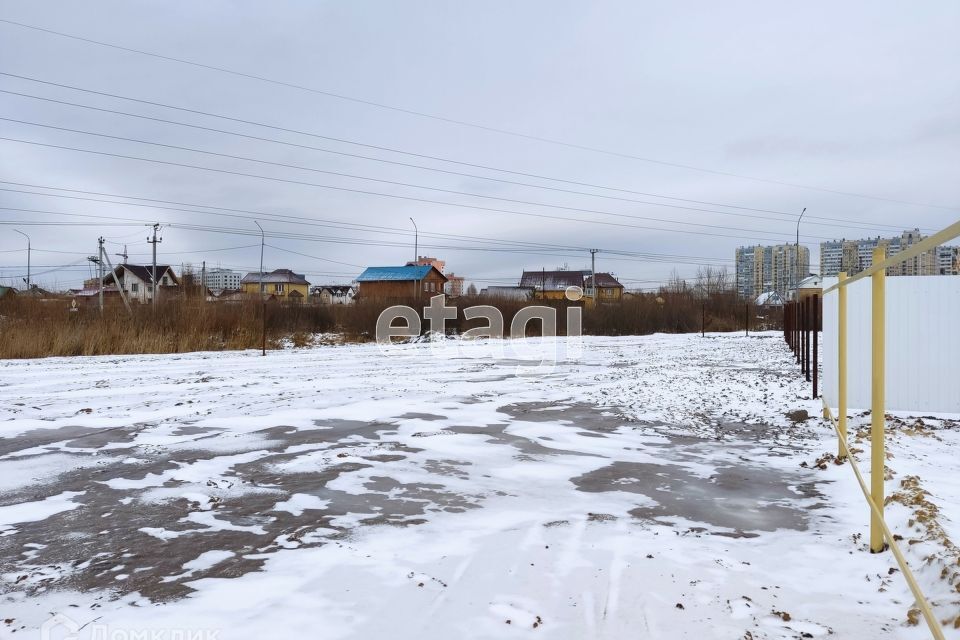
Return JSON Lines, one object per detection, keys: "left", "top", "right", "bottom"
{"left": 822, "top": 275, "right": 960, "bottom": 414}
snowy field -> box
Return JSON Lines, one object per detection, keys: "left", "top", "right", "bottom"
{"left": 0, "top": 332, "right": 958, "bottom": 639}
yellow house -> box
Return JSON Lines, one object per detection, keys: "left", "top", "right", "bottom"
{"left": 585, "top": 273, "right": 625, "bottom": 304}
{"left": 520, "top": 270, "right": 585, "bottom": 300}
{"left": 240, "top": 269, "right": 310, "bottom": 301}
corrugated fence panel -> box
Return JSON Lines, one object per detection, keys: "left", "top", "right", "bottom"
{"left": 822, "top": 276, "right": 960, "bottom": 414}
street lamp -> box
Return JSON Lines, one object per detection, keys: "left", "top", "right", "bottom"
{"left": 409, "top": 217, "right": 419, "bottom": 300}
{"left": 795, "top": 207, "right": 806, "bottom": 299}
{"left": 254, "top": 221, "right": 266, "bottom": 356}
{"left": 12, "top": 229, "right": 30, "bottom": 291}
{"left": 409, "top": 217, "right": 418, "bottom": 263}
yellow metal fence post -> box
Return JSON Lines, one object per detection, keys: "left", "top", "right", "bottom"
{"left": 870, "top": 248, "right": 886, "bottom": 553}
{"left": 838, "top": 272, "right": 847, "bottom": 458}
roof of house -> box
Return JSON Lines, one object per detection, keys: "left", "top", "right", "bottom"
{"left": 519, "top": 270, "right": 585, "bottom": 291}
{"left": 73, "top": 286, "right": 121, "bottom": 298}
{"left": 584, "top": 273, "right": 624, "bottom": 288}
{"left": 356, "top": 265, "right": 447, "bottom": 282}
{"left": 312, "top": 285, "right": 355, "bottom": 295}
{"left": 755, "top": 291, "right": 785, "bottom": 306}
{"left": 240, "top": 269, "right": 309, "bottom": 285}
{"left": 109, "top": 264, "right": 178, "bottom": 284}
{"left": 481, "top": 285, "right": 535, "bottom": 299}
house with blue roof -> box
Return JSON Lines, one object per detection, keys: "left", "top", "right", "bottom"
{"left": 356, "top": 265, "right": 447, "bottom": 300}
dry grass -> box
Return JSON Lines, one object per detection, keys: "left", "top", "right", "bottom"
{"left": 0, "top": 292, "right": 776, "bottom": 359}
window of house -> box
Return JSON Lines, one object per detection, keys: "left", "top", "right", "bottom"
{"left": 260, "top": 284, "right": 266, "bottom": 293}
{"left": 162, "top": 276, "right": 169, "bottom": 285}
{"left": 275, "top": 283, "right": 285, "bottom": 293}
{"left": 131, "top": 283, "right": 139, "bottom": 293}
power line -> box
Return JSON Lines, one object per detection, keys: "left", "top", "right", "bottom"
{"left": 1, "top": 19, "right": 956, "bottom": 210}
{"left": 0, "top": 82, "right": 929, "bottom": 235}
{"left": 0, "top": 206, "right": 736, "bottom": 270}
{"left": 0, "top": 118, "right": 834, "bottom": 241}
{"left": 0, "top": 181, "right": 737, "bottom": 262}
{"left": 0, "top": 135, "right": 836, "bottom": 244}
{"left": 264, "top": 244, "right": 363, "bottom": 268}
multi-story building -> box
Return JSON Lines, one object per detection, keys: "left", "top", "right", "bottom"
{"left": 735, "top": 244, "right": 809, "bottom": 300}
{"left": 203, "top": 268, "right": 241, "bottom": 293}
{"left": 408, "top": 256, "right": 446, "bottom": 273}
{"left": 444, "top": 272, "right": 465, "bottom": 297}
{"left": 820, "top": 229, "right": 950, "bottom": 277}
{"left": 936, "top": 246, "right": 959, "bottom": 275}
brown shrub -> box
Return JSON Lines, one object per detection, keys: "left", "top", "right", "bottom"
{"left": 0, "top": 292, "right": 780, "bottom": 359}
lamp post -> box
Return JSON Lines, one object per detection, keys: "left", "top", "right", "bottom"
{"left": 12, "top": 229, "right": 30, "bottom": 291}
{"left": 255, "top": 221, "right": 266, "bottom": 356}
{"left": 409, "top": 217, "right": 418, "bottom": 263}
{"left": 409, "top": 217, "right": 419, "bottom": 299}
{"left": 795, "top": 207, "right": 806, "bottom": 299}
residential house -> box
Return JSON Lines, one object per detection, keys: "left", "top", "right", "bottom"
{"left": 311, "top": 285, "right": 356, "bottom": 305}
{"left": 0, "top": 286, "right": 16, "bottom": 300}
{"left": 519, "top": 270, "right": 586, "bottom": 300}
{"left": 409, "top": 256, "right": 446, "bottom": 273}
{"left": 71, "top": 285, "right": 123, "bottom": 305}
{"left": 755, "top": 291, "right": 785, "bottom": 307}
{"left": 406, "top": 256, "right": 466, "bottom": 296}
{"left": 584, "top": 273, "right": 624, "bottom": 303}
{"left": 212, "top": 289, "right": 244, "bottom": 303}
{"left": 240, "top": 269, "right": 310, "bottom": 301}
{"left": 356, "top": 265, "right": 447, "bottom": 299}
{"left": 480, "top": 285, "right": 535, "bottom": 300}
{"left": 795, "top": 274, "right": 823, "bottom": 302}
{"left": 103, "top": 264, "right": 179, "bottom": 304}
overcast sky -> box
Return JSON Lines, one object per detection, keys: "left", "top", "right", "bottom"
{"left": 1, "top": 0, "right": 958, "bottom": 291}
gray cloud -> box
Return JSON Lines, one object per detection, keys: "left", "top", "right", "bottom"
{"left": 0, "top": 0, "right": 957, "bottom": 291}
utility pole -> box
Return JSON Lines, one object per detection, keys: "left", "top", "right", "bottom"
{"left": 101, "top": 245, "right": 131, "bottom": 315}
{"left": 116, "top": 245, "right": 128, "bottom": 265}
{"left": 589, "top": 248, "right": 598, "bottom": 301}
{"left": 98, "top": 237, "right": 105, "bottom": 313}
{"left": 147, "top": 223, "right": 161, "bottom": 310}
{"left": 201, "top": 261, "right": 206, "bottom": 300}
{"left": 12, "top": 229, "right": 29, "bottom": 292}
{"left": 255, "top": 221, "right": 266, "bottom": 356}
{"left": 794, "top": 207, "right": 806, "bottom": 300}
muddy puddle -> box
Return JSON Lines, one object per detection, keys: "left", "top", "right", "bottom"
{"left": 0, "top": 401, "right": 824, "bottom": 604}
{"left": 503, "top": 401, "right": 823, "bottom": 537}
{"left": 0, "top": 420, "right": 473, "bottom": 602}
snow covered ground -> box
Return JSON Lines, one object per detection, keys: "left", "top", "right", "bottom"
{"left": 0, "top": 332, "right": 957, "bottom": 639}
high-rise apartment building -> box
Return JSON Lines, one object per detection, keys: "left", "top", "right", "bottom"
{"left": 819, "top": 229, "right": 954, "bottom": 277}
{"left": 937, "top": 246, "right": 960, "bottom": 275}
{"left": 735, "top": 244, "right": 809, "bottom": 299}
